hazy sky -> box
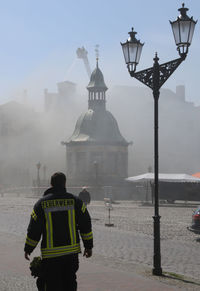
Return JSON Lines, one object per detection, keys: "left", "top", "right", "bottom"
{"left": 0, "top": 0, "right": 199, "bottom": 106}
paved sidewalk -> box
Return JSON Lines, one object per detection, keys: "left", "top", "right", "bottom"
{"left": 0, "top": 231, "right": 198, "bottom": 290}
{"left": 0, "top": 231, "right": 181, "bottom": 291}
{"left": 78, "top": 259, "right": 179, "bottom": 291}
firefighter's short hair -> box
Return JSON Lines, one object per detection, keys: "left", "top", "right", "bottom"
{"left": 51, "top": 172, "right": 66, "bottom": 188}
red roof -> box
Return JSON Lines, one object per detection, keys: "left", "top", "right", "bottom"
{"left": 192, "top": 172, "right": 200, "bottom": 178}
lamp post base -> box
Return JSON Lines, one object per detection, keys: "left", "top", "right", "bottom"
{"left": 152, "top": 267, "right": 162, "bottom": 276}
{"left": 105, "top": 223, "right": 114, "bottom": 227}
{"left": 153, "top": 215, "right": 162, "bottom": 276}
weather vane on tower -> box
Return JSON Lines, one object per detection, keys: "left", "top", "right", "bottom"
{"left": 95, "top": 45, "right": 99, "bottom": 65}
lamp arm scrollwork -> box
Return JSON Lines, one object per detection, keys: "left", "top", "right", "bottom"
{"left": 131, "top": 56, "right": 185, "bottom": 90}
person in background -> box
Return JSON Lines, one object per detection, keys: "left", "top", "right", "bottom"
{"left": 78, "top": 187, "right": 91, "bottom": 206}
{"left": 24, "top": 172, "right": 93, "bottom": 291}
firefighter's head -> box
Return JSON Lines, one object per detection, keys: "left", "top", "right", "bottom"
{"left": 51, "top": 172, "right": 66, "bottom": 189}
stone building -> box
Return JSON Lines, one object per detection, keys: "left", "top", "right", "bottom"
{"left": 64, "top": 61, "right": 129, "bottom": 188}
{"left": 44, "top": 81, "right": 76, "bottom": 113}
{"left": 0, "top": 101, "right": 43, "bottom": 187}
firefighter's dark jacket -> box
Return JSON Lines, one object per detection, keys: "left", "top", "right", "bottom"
{"left": 24, "top": 187, "right": 93, "bottom": 259}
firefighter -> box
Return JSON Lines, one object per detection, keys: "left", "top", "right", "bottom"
{"left": 24, "top": 172, "right": 93, "bottom": 291}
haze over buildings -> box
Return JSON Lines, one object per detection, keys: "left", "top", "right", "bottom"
{"left": 0, "top": 67, "right": 199, "bottom": 189}
{"left": 0, "top": 1, "right": 199, "bottom": 190}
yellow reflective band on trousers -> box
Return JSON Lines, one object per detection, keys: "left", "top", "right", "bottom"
{"left": 41, "top": 243, "right": 81, "bottom": 259}
{"left": 26, "top": 236, "right": 38, "bottom": 247}
{"left": 80, "top": 231, "right": 93, "bottom": 240}
{"left": 45, "top": 212, "right": 53, "bottom": 249}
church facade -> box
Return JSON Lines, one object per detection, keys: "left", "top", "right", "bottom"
{"left": 64, "top": 61, "right": 129, "bottom": 187}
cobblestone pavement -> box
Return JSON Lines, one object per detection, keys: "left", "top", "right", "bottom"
{"left": 89, "top": 201, "right": 200, "bottom": 279}
{"left": 1, "top": 196, "right": 200, "bottom": 290}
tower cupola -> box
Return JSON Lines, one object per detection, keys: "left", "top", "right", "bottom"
{"left": 87, "top": 59, "right": 108, "bottom": 111}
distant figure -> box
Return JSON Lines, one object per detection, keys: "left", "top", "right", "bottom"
{"left": 78, "top": 187, "right": 91, "bottom": 206}
{"left": 24, "top": 172, "right": 93, "bottom": 291}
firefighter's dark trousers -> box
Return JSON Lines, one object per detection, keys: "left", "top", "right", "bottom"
{"left": 42, "top": 254, "right": 79, "bottom": 291}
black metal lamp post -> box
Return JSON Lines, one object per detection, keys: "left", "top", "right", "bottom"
{"left": 121, "top": 4, "right": 196, "bottom": 276}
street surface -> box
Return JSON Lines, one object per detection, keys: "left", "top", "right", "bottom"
{"left": 89, "top": 201, "right": 200, "bottom": 279}
{"left": 0, "top": 196, "right": 200, "bottom": 290}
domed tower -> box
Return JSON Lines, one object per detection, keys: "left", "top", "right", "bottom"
{"left": 65, "top": 60, "right": 129, "bottom": 188}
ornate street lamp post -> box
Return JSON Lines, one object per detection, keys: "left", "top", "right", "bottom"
{"left": 121, "top": 4, "right": 196, "bottom": 276}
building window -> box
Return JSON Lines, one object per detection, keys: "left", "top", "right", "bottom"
{"left": 107, "top": 152, "right": 117, "bottom": 175}
{"left": 67, "top": 153, "right": 73, "bottom": 175}
{"left": 76, "top": 152, "right": 86, "bottom": 175}
{"left": 90, "top": 152, "right": 103, "bottom": 173}
{"left": 118, "top": 152, "right": 127, "bottom": 177}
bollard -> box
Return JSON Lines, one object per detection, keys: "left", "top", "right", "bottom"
{"left": 104, "top": 198, "right": 114, "bottom": 227}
